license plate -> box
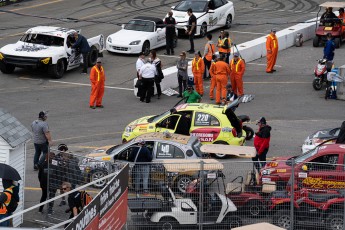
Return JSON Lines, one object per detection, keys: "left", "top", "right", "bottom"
{"left": 324, "top": 27, "right": 333, "bottom": 31}
{"left": 262, "top": 178, "right": 271, "bottom": 182}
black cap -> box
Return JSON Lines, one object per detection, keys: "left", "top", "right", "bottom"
{"left": 39, "top": 111, "right": 47, "bottom": 119}
{"left": 256, "top": 117, "right": 267, "bottom": 125}
{"left": 58, "top": 143, "right": 68, "bottom": 152}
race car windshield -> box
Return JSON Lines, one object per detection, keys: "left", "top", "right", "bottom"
{"left": 125, "top": 20, "right": 154, "bottom": 32}
{"left": 20, "top": 33, "right": 64, "bottom": 46}
{"left": 174, "top": 1, "right": 208, "bottom": 12}
{"left": 293, "top": 148, "right": 318, "bottom": 164}
{"left": 147, "top": 110, "right": 171, "bottom": 123}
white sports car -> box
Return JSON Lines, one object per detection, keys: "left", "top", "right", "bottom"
{"left": 301, "top": 127, "right": 340, "bottom": 153}
{"left": 170, "top": 0, "right": 235, "bottom": 37}
{"left": 106, "top": 16, "right": 177, "bottom": 55}
{"left": 0, "top": 26, "right": 104, "bottom": 79}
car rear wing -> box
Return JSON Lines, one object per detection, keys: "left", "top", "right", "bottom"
{"left": 87, "top": 34, "right": 105, "bottom": 52}
{"left": 162, "top": 159, "right": 223, "bottom": 173}
{"left": 201, "top": 144, "right": 256, "bottom": 158}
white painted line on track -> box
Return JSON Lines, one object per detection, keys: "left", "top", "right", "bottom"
{"left": 49, "top": 80, "right": 134, "bottom": 91}
{"left": 230, "top": 30, "right": 266, "bottom": 35}
{"left": 245, "top": 81, "right": 309, "bottom": 84}
{"left": 247, "top": 63, "right": 282, "bottom": 68}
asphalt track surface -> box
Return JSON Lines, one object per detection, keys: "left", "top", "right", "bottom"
{"left": 0, "top": 0, "right": 344, "bottom": 228}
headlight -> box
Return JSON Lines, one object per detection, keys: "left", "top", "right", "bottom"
{"left": 126, "top": 126, "right": 133, "bottom": 133}
{"left": 107, "top": 37, "right": 112, "bottom": 43}
{"left": 129, "top": 40, "right": 141, "bottom": 45}
{"left": 0, "top": 52, "right": 4, "bottom": 60}
{"left": 262, "top": 169, "right": 271, "bottom": 175}
{"left": 40, "top": 57, "right": 51, "bottom": 64}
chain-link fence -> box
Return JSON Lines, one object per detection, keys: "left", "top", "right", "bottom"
{"left": 125, "top": 160, "right": 345, "bottom": 230}
{"left": 2, "top": 151, "right": 345, "bottom": 230}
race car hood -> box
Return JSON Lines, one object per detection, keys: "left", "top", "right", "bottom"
{"left": 128, "top": 115, "right": 154, "bottom": 126}
{"left": 108, "top": 29, "right": 153, "bottom": 43}
{"left": 0, "top": 42, "right": 64, "bottom": 57}
{"left": 261, "top": 156, "right": 293, "bottom": 174}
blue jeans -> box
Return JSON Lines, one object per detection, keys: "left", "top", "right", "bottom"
{"left": 133, "top": 164, "right": 150, "bottom": 192}
{"left": 0, "top": 213, "right": 9, "bottom": 227}
{"left": 34, "top": 142, "right": 49, "bottom": 166}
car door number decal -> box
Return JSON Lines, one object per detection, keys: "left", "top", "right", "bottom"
{"left": 157, "top": 144, "right": 172, "bottom": 157}
{"left": 195, "top": 114, "right": 210, "bottom": 126}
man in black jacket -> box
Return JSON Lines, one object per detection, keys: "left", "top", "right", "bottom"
{"left": 164, "top": 11, "right": 176, "bottom": 55}
{"left": 71, "top": 32, "right": 91, "bottom": 74}
{"left": 129, "top": 140, "right": 153, "bottom": 195}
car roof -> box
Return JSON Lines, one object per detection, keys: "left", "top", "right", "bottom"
{"left": 175, "top": 103, "right": 225, "bottom": 113}
{"left": 133, "top": 16, "right": 163, "bottom": 24}
{"left": 132, "top": 132, "right": 197, "bottom": 145}
{"left": 319, "top": 2, "right": 345, "bottom": 8}
{"left": 25, "top": 26, "right": 74, "bottom": 36}
{"left": 318, "top": 144, "right": 345, "bottom": 152}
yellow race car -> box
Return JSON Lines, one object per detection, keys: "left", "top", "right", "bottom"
{"left": 122, "top": 95, "right": 254, "bottom": 158}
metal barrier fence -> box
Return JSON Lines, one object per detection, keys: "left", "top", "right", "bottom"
{"left": 3, "top": 150, "right": 345, "bottom": 230}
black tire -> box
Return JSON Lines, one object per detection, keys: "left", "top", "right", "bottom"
{"left": 158, "top": 217, "right": 179, "bottom": 230}
{"left": 212, "top": 141, "right": 229, "bottom": 159}
{"left": 0, "top": 62, "right": 15, "bottom": 74}
{"left": 175, "top": 175, "right": 193, "bottom": 194}
{"left": 243, "top": 126, "right": 254, "bottom": 141}
{"left": 313, "top": 36, "right": 320, "bottom": 47}
{"left": 88, "top": 46, "right": 98, "bottom": 66}
{"left": 327, "top": 213, "right": 343, "bottom": 230}
{"left": 273, "top": 209, "right": 292, "bottom": 230}
{"left": 223, "top": 215, "right": 242, "bottom": 228}
{"left": 91, "top": 170, "right": 108, "bottom": 188}
{"left": 142, "top": 41, "right": 150, "bottom": 56}
{"left": 334, "top": 37, "right": 341, "bottom": 48}
{"left": 49, "top": 59, "right": 65, "bottom": 79}
{"left": 313, "top": 78, "right": 322, "bottom": 90}
{"left": 245, "top": 200, "right": 266, "bottom": 218}
{"left": 225, "top": 14, "right": 232, "bottom": 29}
{"left": 200, "top": 23, "right": 207, "bottom": 37}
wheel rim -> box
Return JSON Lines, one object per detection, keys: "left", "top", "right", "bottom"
{"left": 162, "top": 222, "right": 173, "bottom": 230}
{"left": 229, "top": 218, "right": 241, "bottom": 228}
{"left": 314, "top": 79, "right": 322, "bottom": 89}
{"left": 330, "top": 217, "right": 343, "bottom": 230}
{"left": 250, "top": 205, "right": 260, "bottom": 216}
{"left": 200, "top": 24, "right": 207, "bottom": 37}
{"left": 226, "top": 15, "right": 232, "bottom": 27}
{"left": 92, "top": 172, "right": 106, "bottom": 187}
{"left": 178, "top": 177, "right": 191, "bottom": 193}
{"left": 278, "top": 215, "right": 291, "bottom": 228}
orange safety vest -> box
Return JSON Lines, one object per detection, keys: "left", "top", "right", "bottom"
{"left": 205, "top": 43, "right": 216, "bottom": 61}
{"left": 192, "top": 57, "right": 202, "bottom": 71}
{"left": 230, "top": 58, "right": 243, "bottom": 72}
{"left": 0, "top": 186, "right": 13, "bottom": 214}
{"left": 218, "top": 37, "right": 231, "bottom": 53}
{"left": 93, "top": 66, "right": 104, "bottom": 81}
{"left": 267, "top": 34, "right": 278, "bottom": 50}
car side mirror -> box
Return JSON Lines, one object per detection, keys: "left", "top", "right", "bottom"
{"left": 302, "top": 164, "right": 308, "bottom": 171}
{"left": 121, "top": 24, "right": 125, "bottom": 29}
{"left": 208, "top": 9, "right": 215, "bottom": 13}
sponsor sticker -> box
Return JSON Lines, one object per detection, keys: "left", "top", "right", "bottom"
{"left": 298, "top": 172, "right": 308, "bottom": 178}
{"left": 262, "top": 178, "right": 271, "bottom": 182}
{"left": 277, "top": 169, "right": 286, "bottom": 173}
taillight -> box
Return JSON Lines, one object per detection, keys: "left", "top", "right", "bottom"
{"left": 232, "top": 128, "right": 237, "bottom": 137}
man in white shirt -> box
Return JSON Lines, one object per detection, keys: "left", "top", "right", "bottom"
{"left": 136, "top": 52, "right": 146, "bottom": 97}
{"left": 139, "top": 59, "right": 157, "bottom": 103}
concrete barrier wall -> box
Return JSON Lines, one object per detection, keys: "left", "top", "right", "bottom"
{"left": 134, "top": 18, "right": 317, "bottom": 96}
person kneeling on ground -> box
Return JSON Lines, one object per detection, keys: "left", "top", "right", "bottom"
{"left": 183, "top": 85, "right": 201, "bottom": 103}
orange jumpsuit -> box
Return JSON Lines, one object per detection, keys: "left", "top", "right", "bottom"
{"left": 192, "top": 57, "right": 205, "bottom": 96}
{"left": 229, "top": 58, "right": 245, "bottom": 96}
{"left": 338, "top": 13, "right": 345, "bottom": 31}
{"left": 89, "top": 65, "right": 105, "bottom": 107}
{"left": 209, "top": 61, "right": 217, "bottom": 100}
{"left": 213, "top": 61, "right": 231, "bottom": 104}
{"left": 266, "top": 33, "right": 278, "bottom": 73}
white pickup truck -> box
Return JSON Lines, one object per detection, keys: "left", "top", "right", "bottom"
{"left": 0, "top": 26, "right": 105, "bottom": 78}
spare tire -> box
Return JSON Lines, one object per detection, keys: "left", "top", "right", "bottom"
{"left": 88, "top": 46, "right": 98, "bottom": 66}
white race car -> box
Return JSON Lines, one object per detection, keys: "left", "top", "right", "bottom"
{"left": 0, "top": 26, "right": 104, "bottom": 79}
{"left": 301, "top": 127, "right": 340, "bottom": 153}
{"left": 106, "top": 16, "right": 177, "bottom": 55}
{"left": 170, "top": 0, "right": 235, "bottom": 37}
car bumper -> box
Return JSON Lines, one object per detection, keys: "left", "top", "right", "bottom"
{"left": 1, "top": 55, "right": 49, "bottom": 67}
{"left": 106, "top": 42, "right": 142, "bottom": 54}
